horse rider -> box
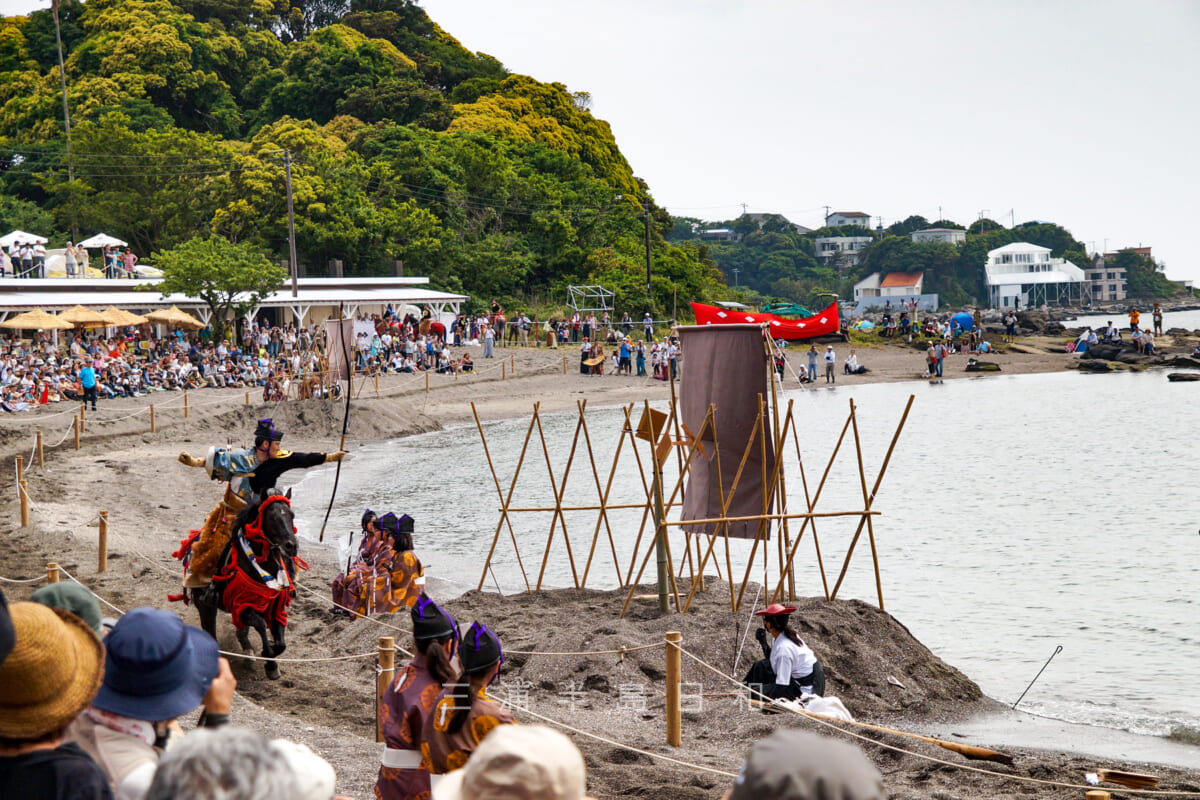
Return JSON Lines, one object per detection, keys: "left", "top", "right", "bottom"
{"left": 175, "top": 418, "right": 345, "bottom": 587}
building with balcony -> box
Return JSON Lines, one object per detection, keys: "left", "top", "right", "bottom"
{"left": 911, "top": 228, "right": 966, "bottom": 246}
{"left": 985, "top": 242, "right": 1087, "bottom": 308}
{"left": 824, "top": 211, "right": 872, "bottom": 229}
{"left": 815, "top": 236, "right": 873, "bottom": 270}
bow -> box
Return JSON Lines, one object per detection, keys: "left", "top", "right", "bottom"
{"left": 318, "top": 304, "right": 353, "bottom": 542}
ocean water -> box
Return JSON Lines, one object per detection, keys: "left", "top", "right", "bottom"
{"left": 291, "top": 370, "right": 1200, "bottom": 741}
{"left": 1065, "top": 308, "right": 1200, "bottom": 332}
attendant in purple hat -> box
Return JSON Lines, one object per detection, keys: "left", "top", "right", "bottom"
{"left": 743, "top": 603, "right": 825, "bottom": 701}
{"left": 68, "top": 608, "right": 236, "bottom": 800}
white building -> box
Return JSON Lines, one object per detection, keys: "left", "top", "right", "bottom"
{"left": 985, "top": 242, "right": 1086, "bottom": 308}
{"left": 911, "top": 228, "right": 966, "bottom": 246}
{"left": 880, "top": 272, "right": 924, "bottom": 296}
{"left": 825, "top": 211, "right": 871, "bottom": 229}
{"left": 815, "top": 236, "right": 873, "bottom": 268}
{"left": 853, "top": 272, "right": 881, "bottom": 302}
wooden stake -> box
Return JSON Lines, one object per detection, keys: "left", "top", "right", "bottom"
{"left": 245, "top": 391, "right": 250, "bottom": 406}
{"left": 562, "top": 354, "right": 567, "bottom": 374}
{"left": 665, "top": 631, "right": 682, "bottom": 747}
{"left": 531, "top": 404, "right": 581, "bottom": 590}
{"left": 183, "top": 389, "right": 189, "bottom": 418}
{"left": 79, "top": 402, "right": 85, "bottom": 429}
{"left": 510, "top": 354, "right": 514, "bottom": 374}
{"left": 98, "top": 511, "right": 109, "bottom": 572}
{"left": 501, "top": 362, "right": 506, "bottom": 380}
{"left": 425, "top": 371, "right": 429, "bottom": 393}
{"left": 149, "top": 404, "right": 156, "bottom": 433}
{"left": 376, "top": 636, "right": 395, "bottom": 743}
{"left": 46, "top": 562, "right": 59, "bottom": 584}
{"left": 36, "top": 430, "right": 44, "bottom": 471}
{"left": 472, "top": 402, "right": 533, "bottom": 593}
{"left": 73, "top": 414, "right": 80, "bottom": 450}
{"left": 17, "top": 457, "right": 29, "bottom": 527}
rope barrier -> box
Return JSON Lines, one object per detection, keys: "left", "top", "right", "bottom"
{"left": 0, "top": 573, "right": 47, "bottom": 584}
{"left": 671, "top": 642, "right": 1200, "bottom": 796}
{"left": 56, "top": 566, "right": 126, "bottom": 616}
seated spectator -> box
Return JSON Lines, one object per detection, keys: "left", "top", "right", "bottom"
{"left": 0, "top": 600, "right": 110, "bottom": 800}
{"left": 1142, "top": 330, "right": 1156, "bottom": 355}
{"left": 432, "top": 725, "right": 596, "bottom": 800}
{"left": 69, "top": 607, "right": 235, "bottom": 800}
{"left": 145, "top": 727, "right": 340, "bottom": 800}
{"left": 30, "top": 582, "right": 104, "bottom": 636}
{"left": 719, "top": 729, "right": 884, "bottom": 800}
{"left": 459, "top": 353, "right": 474, "bottom": 373}
{"left": 842, "top": 350, "right": 867, "bottom": 375}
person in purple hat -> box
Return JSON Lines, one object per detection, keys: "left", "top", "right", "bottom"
{"left": 68, "top": 608, "right": 236, "bottom": 800}
{"left": 742, "top": 603, "right": 825, "bottom": 702}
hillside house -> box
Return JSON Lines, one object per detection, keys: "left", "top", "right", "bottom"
{"left": 880, "top": 272, "right": 924, "bottom": 297}
{"left": 1086, "top": 255, "right": 1127, "bottom": 302}
{"left": 815, "top": 236, "right": 873, "bottom": 270}
{"left": 825, "top": 211, "right": 872, "bottom": 229}
{"left": 985, "top": 242, "right": 1086, "bottom": 308}
{"left": 911, "top": 228, "right": 966, "bottom": 246}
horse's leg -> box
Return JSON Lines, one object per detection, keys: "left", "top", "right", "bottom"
{"left": 242, "top": 609, "right": 280, "bottom": 680}
{"left": 191, "top": 590, "right": 218, "bottom": 641}
{"left": 269, "top": 619, "right": 286, "bottom": 658}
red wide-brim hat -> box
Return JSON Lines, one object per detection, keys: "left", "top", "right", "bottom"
{"left": 753, "top": 603, "right": 797, "bottom": 617}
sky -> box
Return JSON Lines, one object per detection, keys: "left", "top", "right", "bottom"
{"left": 3, "top": 0, "right": 1197, "bottom": 282}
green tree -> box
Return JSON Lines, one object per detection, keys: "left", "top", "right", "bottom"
{"left": 150, "top": 235, "right": 286, "bottom": 341}
{"left": 1117, "top": 251, "right": 1179, "bottom": 299}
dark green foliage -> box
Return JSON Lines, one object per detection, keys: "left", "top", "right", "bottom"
{"left": 1117, "top": 251, "right": 1179, "bottom": 298}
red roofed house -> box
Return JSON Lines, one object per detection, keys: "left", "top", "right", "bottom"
{"left": 879, "top": 271, "right": 924, "bottom": 297}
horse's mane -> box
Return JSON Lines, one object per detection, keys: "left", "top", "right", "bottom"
{"left": 232, "top": 495, "right": 264, "bottom": 535}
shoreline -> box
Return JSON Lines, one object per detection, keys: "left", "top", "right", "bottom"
{"left": 1, "top": 341, "right": 1197, "bottom": 797}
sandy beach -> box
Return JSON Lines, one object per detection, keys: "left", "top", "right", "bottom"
{"left": 2, "top": 337, "right": 1198, "bottom": 799}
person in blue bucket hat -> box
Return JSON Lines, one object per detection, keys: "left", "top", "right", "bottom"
{"left": 69, "top": 607, "right": 236, "bottom": 800}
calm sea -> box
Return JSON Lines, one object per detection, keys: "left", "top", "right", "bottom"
{"left": 292, "top": 370, "right": 1200, "bottom": 740}
{"left": 1065, "top": 308, "right": 1200, "bottom": 332}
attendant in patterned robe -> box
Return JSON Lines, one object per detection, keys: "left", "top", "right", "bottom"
{"left": 421, "top": 622, "right": 514, "bottom": 776}
{"left": 332, "top": 512, "right": 424, "bottom": 616}
{"left": 376, "top": 596, "right": 459, "bottom": 800}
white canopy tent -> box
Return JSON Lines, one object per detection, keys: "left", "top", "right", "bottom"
{"left": 76, "top": 233, "right": 128, "bottom": 249}
{"left": 0, "top": 230, "right": 48, "bottom": 247}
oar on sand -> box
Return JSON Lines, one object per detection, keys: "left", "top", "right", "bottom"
{"left": 1096, "top": 769, "right": 1159, "bottom": 790}
{"left": 751, "top": 701, "right": 1015, "bottom": 765}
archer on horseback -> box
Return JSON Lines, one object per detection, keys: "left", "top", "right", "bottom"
{"left": 175, "top": 418, "right": 345, "bottom": 588}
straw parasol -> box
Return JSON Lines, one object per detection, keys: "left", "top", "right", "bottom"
{"left": 99, "top": 306, "right": 149, "bottom": 326}
{"left": 144, "top": 305, "right": 204, "bottom": 329}
{"left": 58, "top": 305, "right": 109, "bottom": 327}
{"left": 0, "top": 308, "right": 74, "bottom": 331}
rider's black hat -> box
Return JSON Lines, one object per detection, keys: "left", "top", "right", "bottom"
{"left": 254, "top": 419, "right": 283, "bottom": 443}
{"left": 411, "top": 594, "right": 457, "bottom": 643}
{"left": 361, "top": 509, "right": 377, "bottom": 530}
{"left": 460, "top": 621, "right": 503, "bottom": 676}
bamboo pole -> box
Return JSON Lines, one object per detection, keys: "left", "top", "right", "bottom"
{"left": 98, "top": 510, "right": 108, "bottom": 572}
{"left": 183, "top": 389, "right": 189, "bottom": 418}
{"left": 501, "top": 362, "right": 506, "bottom": 380}
{"left": 472, "top": 402, "right": 533, "bottom": 593}
{"left": 46, "top": 562, "right": 59, "bottom": 584}
{"left": 245, "top": 391, "right": 250, "bottom": 406}
{"left": 829, "top": 394, "right": 915, "bottom": 603}
{"left": 848, "top": 399, "right": 885, "bottom": 610}
{"left": 73, "top": 414, "right": 80, "bottom": 450}
{"left": 665, "top": 631, "right": 682, "bottom": 747}
{"left": 425, "top": 370, "right": 430, "bottom": 392}
{"left": 36, "top": 430, "right": 44, "bottom": 471}
{"left": 577, "top": 401, "right": 626, "bottom": 588}
{"left": 16, "top": 457, "right": 29, "bottom": 527}
{"left": 79, "top": 402, "right": 85, "bottom": 430}
{"left": 503, "top": 501, "right": 681, "bottom": 513}
{"left": 149, "top": 404, "right": 156, "bottom": 433}
{"left": 562, "top": 354, "right": 567, "bottom": 374}
{"left": 532, "top": 404, "right": 581, "bottom": 590}
{"left": 376, "top": 636, "right": 395, "bottom": 743}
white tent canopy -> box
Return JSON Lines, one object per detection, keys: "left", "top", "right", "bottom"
{"left": 76, "top": 233, "right": 128, "bottom": 248}
{"left": 0, "top": 230, "right": 48, "bottom": 247}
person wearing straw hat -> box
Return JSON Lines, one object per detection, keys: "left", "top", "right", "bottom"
{"left": 421, "top": 622, "right": 514, "bottom": 777}
{"left": 376, "top": 595, "right": 460, "bottom": 800}
{"left": 742, "top": 603, "right": 825, "bottom": 702}
{"left": 432, "top": 725, "right": 597, "bottom": 800}
{"left": 0, "top": 590, "right": 14, "bottom": 666}
{"left": 68, "top": 607, "right": 235, "bottom": 800}
{"left": 0, "top": 601, "right": 110, "bottom": 800}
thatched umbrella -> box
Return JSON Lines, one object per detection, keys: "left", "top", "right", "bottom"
{"left": 0, "top": 308, "right": 74, "bottom": 330}
{"left": 58, "top": 305, "right": 109, "bottom": 327}
{"left": 144, "top": 305, "right": 204, "bottom": 329}
{"left": 99, "top": 306, "right": 149, "bottom": 326}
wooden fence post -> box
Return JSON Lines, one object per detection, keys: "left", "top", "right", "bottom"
{"left": 665, "top": 631, "right": 682, "bottom": 747}
{"left": 98, "top": 511, "right": 109, "bottom": 572}
{"left": 562, "top": 354, "right": 567, "bottom": 374}
{"left": 79, "top": 402, "right": 85, "bottom": 430}
{"left": 245, "top": 391, "right": 250, "bottom": 406}
{"left": 183, "top": 389, "right": 189, "bottom": 418}
{"left": 424, "top": 371, "right": 429, "bottom": 393}
{"left": 36, "top": 430, "right": 44, "bottom": 471}
{"left": 16, "top": 457, "right": 29, "bottom": 527}
{"left": 376, "top": 636, "right": 395, "bottom": 742}
{"left": 149, "top": 404, "right": 156, "bottom": 433}
{"left": 46, "top": 562, "right": 59, "bottom": 584}
{"left": 502, "top": 362, "right": 506, "bottom": 380}
{"left": 73, "top": 415, "right": 80, "bottom": 450}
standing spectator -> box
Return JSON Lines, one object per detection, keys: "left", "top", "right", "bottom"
{"left": 823, "top": 345, "right": 836, "bottom": 384}
{"left": 933, "top": 340, "right": 948, "bottom": 377}
{"left": 642, "top": 311, "right": 654, "bottom": 341}
{"left": 806, "top": 345, "right": 818, "bottom": 383}
{"left": 667, "top": 338, "right": 678, "bottom": 380}
{"left": 635, "top": 340, "right": 646, "bottom": 377}
{"left": 121, "top": 249, "right": 137, "bottom": 278}
{"left": 621, "top": 312, "right": 632, "bottom": 335}
{"left": 1152, "top": 302, "right": 1163, "bottom": 336}
{"left": 33, "top": 242, "right": 47, "bottom": 277}
{"left": 0, "top": 601, "right": 110, "bottom": 800}
{"left": 482, "top": 325, "right": 495, "bottom": 359}
{"left": 20, "top": 242, "right": 34, "bottom": 278}
{"left": 79, "top": 362, "right": 98, "bottom": 411}
{"left": 64, "top": 242, "right": 78, "bottom": 278}
{"left": 1128, "top": 307, "right": 1140, "bottom": 333}
{"left": 618, "top": 338, "right": 631, "bottom": 375}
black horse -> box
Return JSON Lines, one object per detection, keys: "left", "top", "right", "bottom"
{"left": 191, "top": 489, "right": 300, "bottom": 680}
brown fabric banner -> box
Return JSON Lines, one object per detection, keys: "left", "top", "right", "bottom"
{"left": 677, "top": 324, "right": 775, "bottom": 539}
{"left": 323, "top": 318, "right": 357, "bottom": 382}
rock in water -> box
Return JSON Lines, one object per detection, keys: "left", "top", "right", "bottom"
{"left": 1167, "top": 373, "right": 1200, "bottom": 382}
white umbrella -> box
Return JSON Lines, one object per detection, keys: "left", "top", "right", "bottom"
{"left": 77, "top": 233, "right": 128, "bottom": 248}
{"left": 0, "top": 230, "right": 48, "bottom": 247}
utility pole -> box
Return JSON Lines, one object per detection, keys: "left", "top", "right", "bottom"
{"left": 52, "top": 0, "right": 74, "bottom": 236}
{"left": 642, "top": 198, "right": 652, "bottom": 300}
{"left": 283, "top": 150, "right": 299, "bottom": 298}
{"left": 823, "top": 205, "right": 831, "bottom": 226}
{"left": 938, "top": 205, "right": 942, "bottom": 222}
{"left": 731, "top": 267, "right": 740, "bottom": 287}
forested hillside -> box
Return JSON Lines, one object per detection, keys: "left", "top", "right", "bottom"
{"left": 0, "top": 0, "right": 727, "bottom": 314}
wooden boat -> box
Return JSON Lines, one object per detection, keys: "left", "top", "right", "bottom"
{"left": 690, "top": 301, "right": 840, "bottom": 341}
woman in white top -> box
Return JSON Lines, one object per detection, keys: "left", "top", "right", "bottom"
{"left": 742, "top": 603, "right": 825, "bottom": 701}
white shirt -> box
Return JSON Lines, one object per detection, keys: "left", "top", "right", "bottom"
{"left": 824, "top": 349, "right": 835, "bottom": 363}
{"left": 769, "top": 633, "right": 818, "bottom": 686}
